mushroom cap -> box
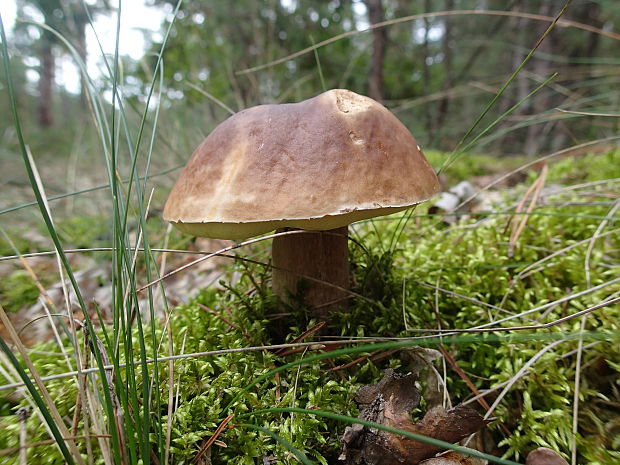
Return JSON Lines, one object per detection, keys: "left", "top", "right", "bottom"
{"left": 163, "top": 89, "right": 440, "bottom": 239}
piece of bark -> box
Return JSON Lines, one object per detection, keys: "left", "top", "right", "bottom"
{"left": 526, "top": 448, "right": 569, "bottom": 465}
{"left": 355, "top": 368, "right": 421, "bottom": 412}
{"left": 392, "top": 406, "right": 490, "bottom": 464}
{"left": 340, "top": 370, "right": 490, "bottom": 464}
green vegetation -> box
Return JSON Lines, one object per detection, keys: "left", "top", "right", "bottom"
{"left": 0, "top": 148, "right": 618, "bottom": 463}
{"left": 1, "top": 1, "right": 619, "bottom": 464}
{"left": 0, "top": 270, "right": 40, "bottom": 313}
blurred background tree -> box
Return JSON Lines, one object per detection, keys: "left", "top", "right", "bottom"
{"left": 2, "top": 0, "right": 619, "bottom": 154}
{"left": 11, "top": 0, "right": 111, "bottom": 126}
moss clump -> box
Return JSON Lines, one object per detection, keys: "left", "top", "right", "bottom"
{"left": 159, "top": 288, "right": 362, "bottom": 464}
{"left": 55, "top": 215, "right": 111, "bottom": 250}
{"left": 0, "top": 270, "right": 40, "bottom": 313}
{"left": 542, "top": 149, "right": 620, "bottom": 184}
{"left": 0, "top": 150, "right": 618, "bottom": 464}
{"left": 0, "top": 230, "right": 33, "bottom": 257}
{"left": 0, "top": 283, "right": 367, "bottom": 465}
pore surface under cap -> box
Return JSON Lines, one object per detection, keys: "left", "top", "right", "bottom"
{"left": 163, "top": 89, "right": 440, "bottom": 239}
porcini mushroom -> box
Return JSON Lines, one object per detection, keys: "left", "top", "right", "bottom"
{"left": 163, "top": 89, "right": 440, "bottom": 321}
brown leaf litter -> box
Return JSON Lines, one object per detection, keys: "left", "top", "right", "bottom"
{"left": 339, "top": 368, "right": 490, "bottom": 465}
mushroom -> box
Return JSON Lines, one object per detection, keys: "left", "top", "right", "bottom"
{"left": 163, "top": 89, "right": 440, "bottom": 321}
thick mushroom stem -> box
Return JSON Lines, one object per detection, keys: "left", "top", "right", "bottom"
{"left": 272, "top": 226, "right": 350, "bottom": 320}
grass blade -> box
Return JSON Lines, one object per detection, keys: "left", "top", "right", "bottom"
{"left": 223, "top": 331, "right": 609, "bottom": 413}
{"left": 0, "top": 12, "right": 124, "bottom": 464}
{"left": 439, "top": 1, "right": 573, "bottom": 174}
{"left": 0, "top": 304, "right": 80, "bottom": 465}
{"left": 238, "top": 423, "right": 315, "bottom": 465}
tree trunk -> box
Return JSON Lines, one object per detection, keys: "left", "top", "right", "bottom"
{"left": 501, "top": 0, "right": 529, "bottom": 153}
{"left": 434, "top": 0, "right": 454, "bottom": 144}
{"left": 453, "top": 0, "right": 519, "bottom": 85}
{"left": 365, "top": 0, "right": 387, "bottom": 101}
{"left": 422, "top": 0, "right": 432, "bottom": 139}
{"left": 76, "top": 18, "right": 88, "bottom": 105}
{"left": 567, "top": 1, "right": 601, "bottom": 60}
{"left": 524, "top": 2, "right": 555, "bottom": 156}
{"left": 272, "top": 227, "right": 350, "bottom": 322}
{"left": 38, "top": 41, "right": 55, "bottom": 127}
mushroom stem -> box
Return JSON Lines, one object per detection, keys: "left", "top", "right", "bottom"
{"left": 272, "top": 226, "right": 350, "bottom": 321}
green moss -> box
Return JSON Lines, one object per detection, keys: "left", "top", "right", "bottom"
{"left": 424, "top": 150, "right": 528, "bottom": 184}
{"left": 542, "top": 149, "right": 620, "bottom": 184}
{"left": 0, "top": 230, "right": 33, "bottom": 257}
{"left": 0, "top": 150, "right": 618, "bottom": 464}
{"left": 0, "top": 284, "right": 365, "bottom": 465}
{"left": 54, "top": 215, "right": 111, "bottom": 250}
{"left": 0, "top": 270, "right": 40, "bottom": 313}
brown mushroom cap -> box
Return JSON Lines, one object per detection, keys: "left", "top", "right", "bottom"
{"left": 163, "top": 89, "right": 440, "bottom": 239}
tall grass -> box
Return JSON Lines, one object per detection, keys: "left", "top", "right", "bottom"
{"left": 0, "top": 2, "right": 182, "bottom": 462}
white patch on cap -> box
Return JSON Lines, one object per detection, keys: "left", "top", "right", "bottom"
{"left": 334, "top": 90, "right": 372, "bottom": 114}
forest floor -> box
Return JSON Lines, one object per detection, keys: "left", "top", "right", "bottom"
{"left": 0, "top": 148, "right": 618, "bottom": 464}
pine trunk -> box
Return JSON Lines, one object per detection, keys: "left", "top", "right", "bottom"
{"left": 365, "top": 0, "right": 387, "bottom": 101}
{"left": 38, "top": 41, "right": 54, "bottom": 127}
